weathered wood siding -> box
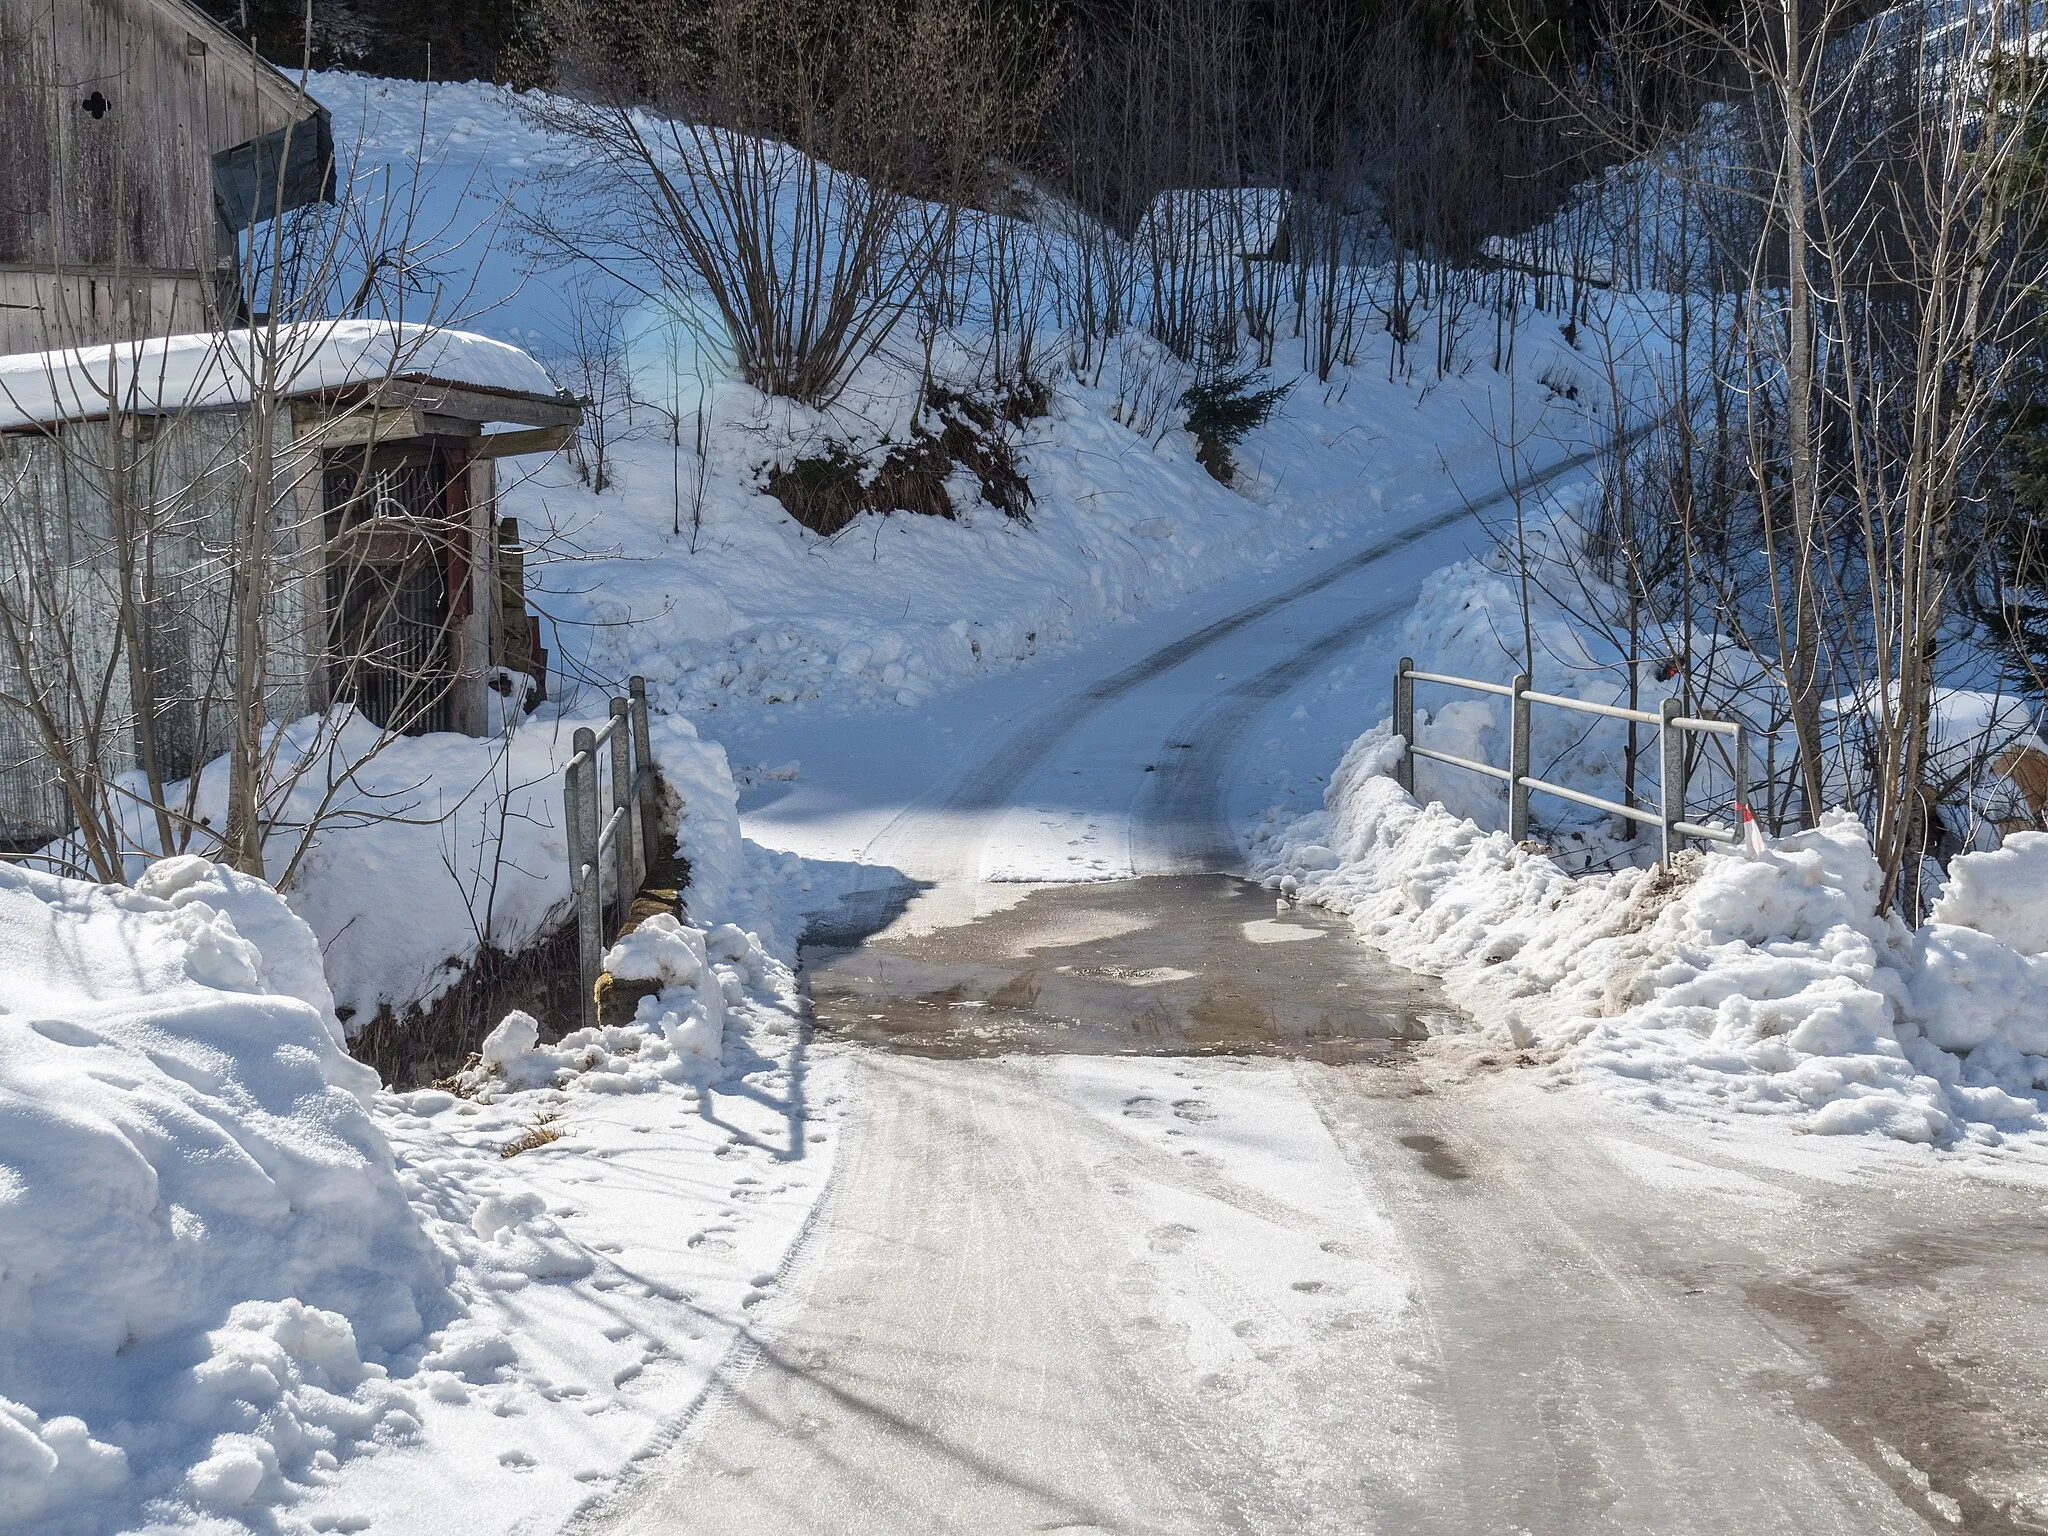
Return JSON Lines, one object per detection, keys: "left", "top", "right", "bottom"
{"left": 0, "top": 266, "right": 212, "bottom": 352}
{"left": 0, "top": 0, "right": 310, "bottom": 350}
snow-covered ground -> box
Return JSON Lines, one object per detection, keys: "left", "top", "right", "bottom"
{"left": 1247, "top": 547, "right": 2048, "bottom": 1158}
{"left": 13, "top": 60, "right": 2048, "bottom": 1536}
{"left": 0, "top": 849, "right": 845, "bottom": 1532}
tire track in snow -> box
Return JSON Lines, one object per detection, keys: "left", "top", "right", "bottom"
{"left": 856, "top": 441, "right": 1610, "bottom": 882}
{"left": 1132, "top": 595, "right": 1410, "bottom": 875}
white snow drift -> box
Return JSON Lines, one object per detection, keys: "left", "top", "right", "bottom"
{"left": 0, "top": 856, "right": 442, "bottom": 1529}
{"left": 1253, "top": 732, "right": 2048, "bottom": 1149}
{"left": 0, "top": 845, "right": 838, "bottom": 1532}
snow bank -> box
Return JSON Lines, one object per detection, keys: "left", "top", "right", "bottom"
{"left": 1927, "top": 830, "right": 2048, "bottom": 954}
{"left": 0, "top": 856, "right": 444, "bottom": 1530}
{"left": 0, "top": 844, "right": 826, "bottom": 1531}
{"left": 277, "top": 709, "right": 749, "bottom": 1022}
{"left": 1251, "top": 729, "right": 2048, "bottom": 1147}
{"left": 74, "top": 703, "right": 748, "bottom": 1027}
{"left": 454, "top": 916, "right": 773, "bottom": 1100}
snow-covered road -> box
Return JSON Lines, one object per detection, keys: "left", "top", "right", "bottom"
{"left": 589, "top": 471, "right": 2048, "bottom": 1534}
{"left": 598, "top": 1047, "right": 2045, "bottom": 1534}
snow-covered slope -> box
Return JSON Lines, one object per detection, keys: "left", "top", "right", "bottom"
{"left": 509, "top": 338, "right": 1605, "bottom": 730}
{"left": 316, "top": 71, "right": 1657, "bottom": 742}
{"left": 0, "top": 856, "right": 443, "bottom": 1528}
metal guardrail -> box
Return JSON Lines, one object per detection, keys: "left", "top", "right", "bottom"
{"left": 1394, "top": 657, "right": 1751, "bottom": 865}
{"left": 563, "top": 676, "right": 659, "bottom": 1030}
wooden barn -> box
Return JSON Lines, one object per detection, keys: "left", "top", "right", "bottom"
{"left": 0, "top": 0, "right": 325, "bottom": 353}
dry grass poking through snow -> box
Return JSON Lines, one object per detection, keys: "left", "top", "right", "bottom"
{"left": 500, "top": 1113, "right": 566, "bottom": 1158}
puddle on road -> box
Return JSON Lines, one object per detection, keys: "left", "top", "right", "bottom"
{"left": 803, "top": 875, "right": 1465, "bottom": 1061}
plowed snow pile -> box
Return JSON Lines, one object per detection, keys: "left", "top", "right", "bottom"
{"left": 1252, "top": 732, "right": 2048, "bottom": 1151}
{"left": 0, "top": 853, "right": 845, "bottom": 1534}
{"left": 0, "top": 856, "right": 443, "bottom": 1530}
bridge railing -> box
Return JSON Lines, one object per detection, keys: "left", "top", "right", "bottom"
{"left": 1393, "top": 657, "right": 1752, "bottom": 865}
{"left": 562, "top": 676, "right": 659, "bottom": 1029}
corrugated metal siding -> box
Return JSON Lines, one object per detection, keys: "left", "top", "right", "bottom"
{"left": 0, "top": 407, "right": 311, "bottom": 848}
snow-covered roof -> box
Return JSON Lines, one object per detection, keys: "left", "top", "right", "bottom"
{"left": 0, "top": 320, "right": 568, "bottom": 433}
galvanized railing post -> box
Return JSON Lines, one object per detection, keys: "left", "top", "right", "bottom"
{"left": 1395, "top": 656, "right": 1415, "bottom": 794}
{"left": 1509, "top": 671, "right": 1532, "bottom": 842}
{"left": 572, "top": 726, "right": 601, "bottom": 1031}
{"left": 629, "top": 676, "right": 658, "bottom": 870}
{"left": 1732, "top": 723, "right": 1752, "bottom": 829}
{"left": 1658, "top": 696, "right": 1683, "bottom": 867}
{"left": 563, "top": 749, "right": 586, "bottom": 937}
{"left": 609, "top": 696, "right": 636, "bottom": 930}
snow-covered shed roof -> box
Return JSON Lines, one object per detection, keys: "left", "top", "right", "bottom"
{"left": 0, "top": 321, "right": 574, "bottom": 434}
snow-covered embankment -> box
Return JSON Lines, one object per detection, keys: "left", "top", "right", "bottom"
{"left": 0, "top": 840, "right": 838, "bottom": 1533}
{"left": 0, "top": 857, "right": 439, "bottom": 1523}
{"left": 1253, "top": 725, "right": 2048, "bottom": 1153}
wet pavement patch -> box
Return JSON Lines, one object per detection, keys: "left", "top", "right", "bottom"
{"left": 803, "top": 875, "right": 1464, "bottom": 1061}
{"left": 1396, "top": 1133, "right": 1471, "bottom": 1181}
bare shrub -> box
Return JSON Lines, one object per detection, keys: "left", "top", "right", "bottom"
{"left": 501, "top": 1113, "right": 566, "bottom": 1157}
{"left": 522, "top": 0, "right": 1028, "bottom": 409}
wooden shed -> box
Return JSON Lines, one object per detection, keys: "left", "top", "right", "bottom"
{"left": 0, "top": 322, "right": 579, "bottom": 847}
{"left": 0, "top": 0, "right": 321, "bottom": 353}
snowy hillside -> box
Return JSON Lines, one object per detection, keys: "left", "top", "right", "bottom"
{"left": 315, "top": 74, "right": 1656, "bottom": 737}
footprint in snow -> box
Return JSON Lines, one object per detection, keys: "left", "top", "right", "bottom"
{"left": 1148, "top": 1223, "right": 1199, "bottom": 1256}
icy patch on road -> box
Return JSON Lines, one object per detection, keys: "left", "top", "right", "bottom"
{"left": 1251, "top": 732, "right": 2048, "bottom": 1151}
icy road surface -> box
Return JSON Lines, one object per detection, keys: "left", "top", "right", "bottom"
{"left": 594, "top": 467, "right": 2048, "bottom": 1535}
